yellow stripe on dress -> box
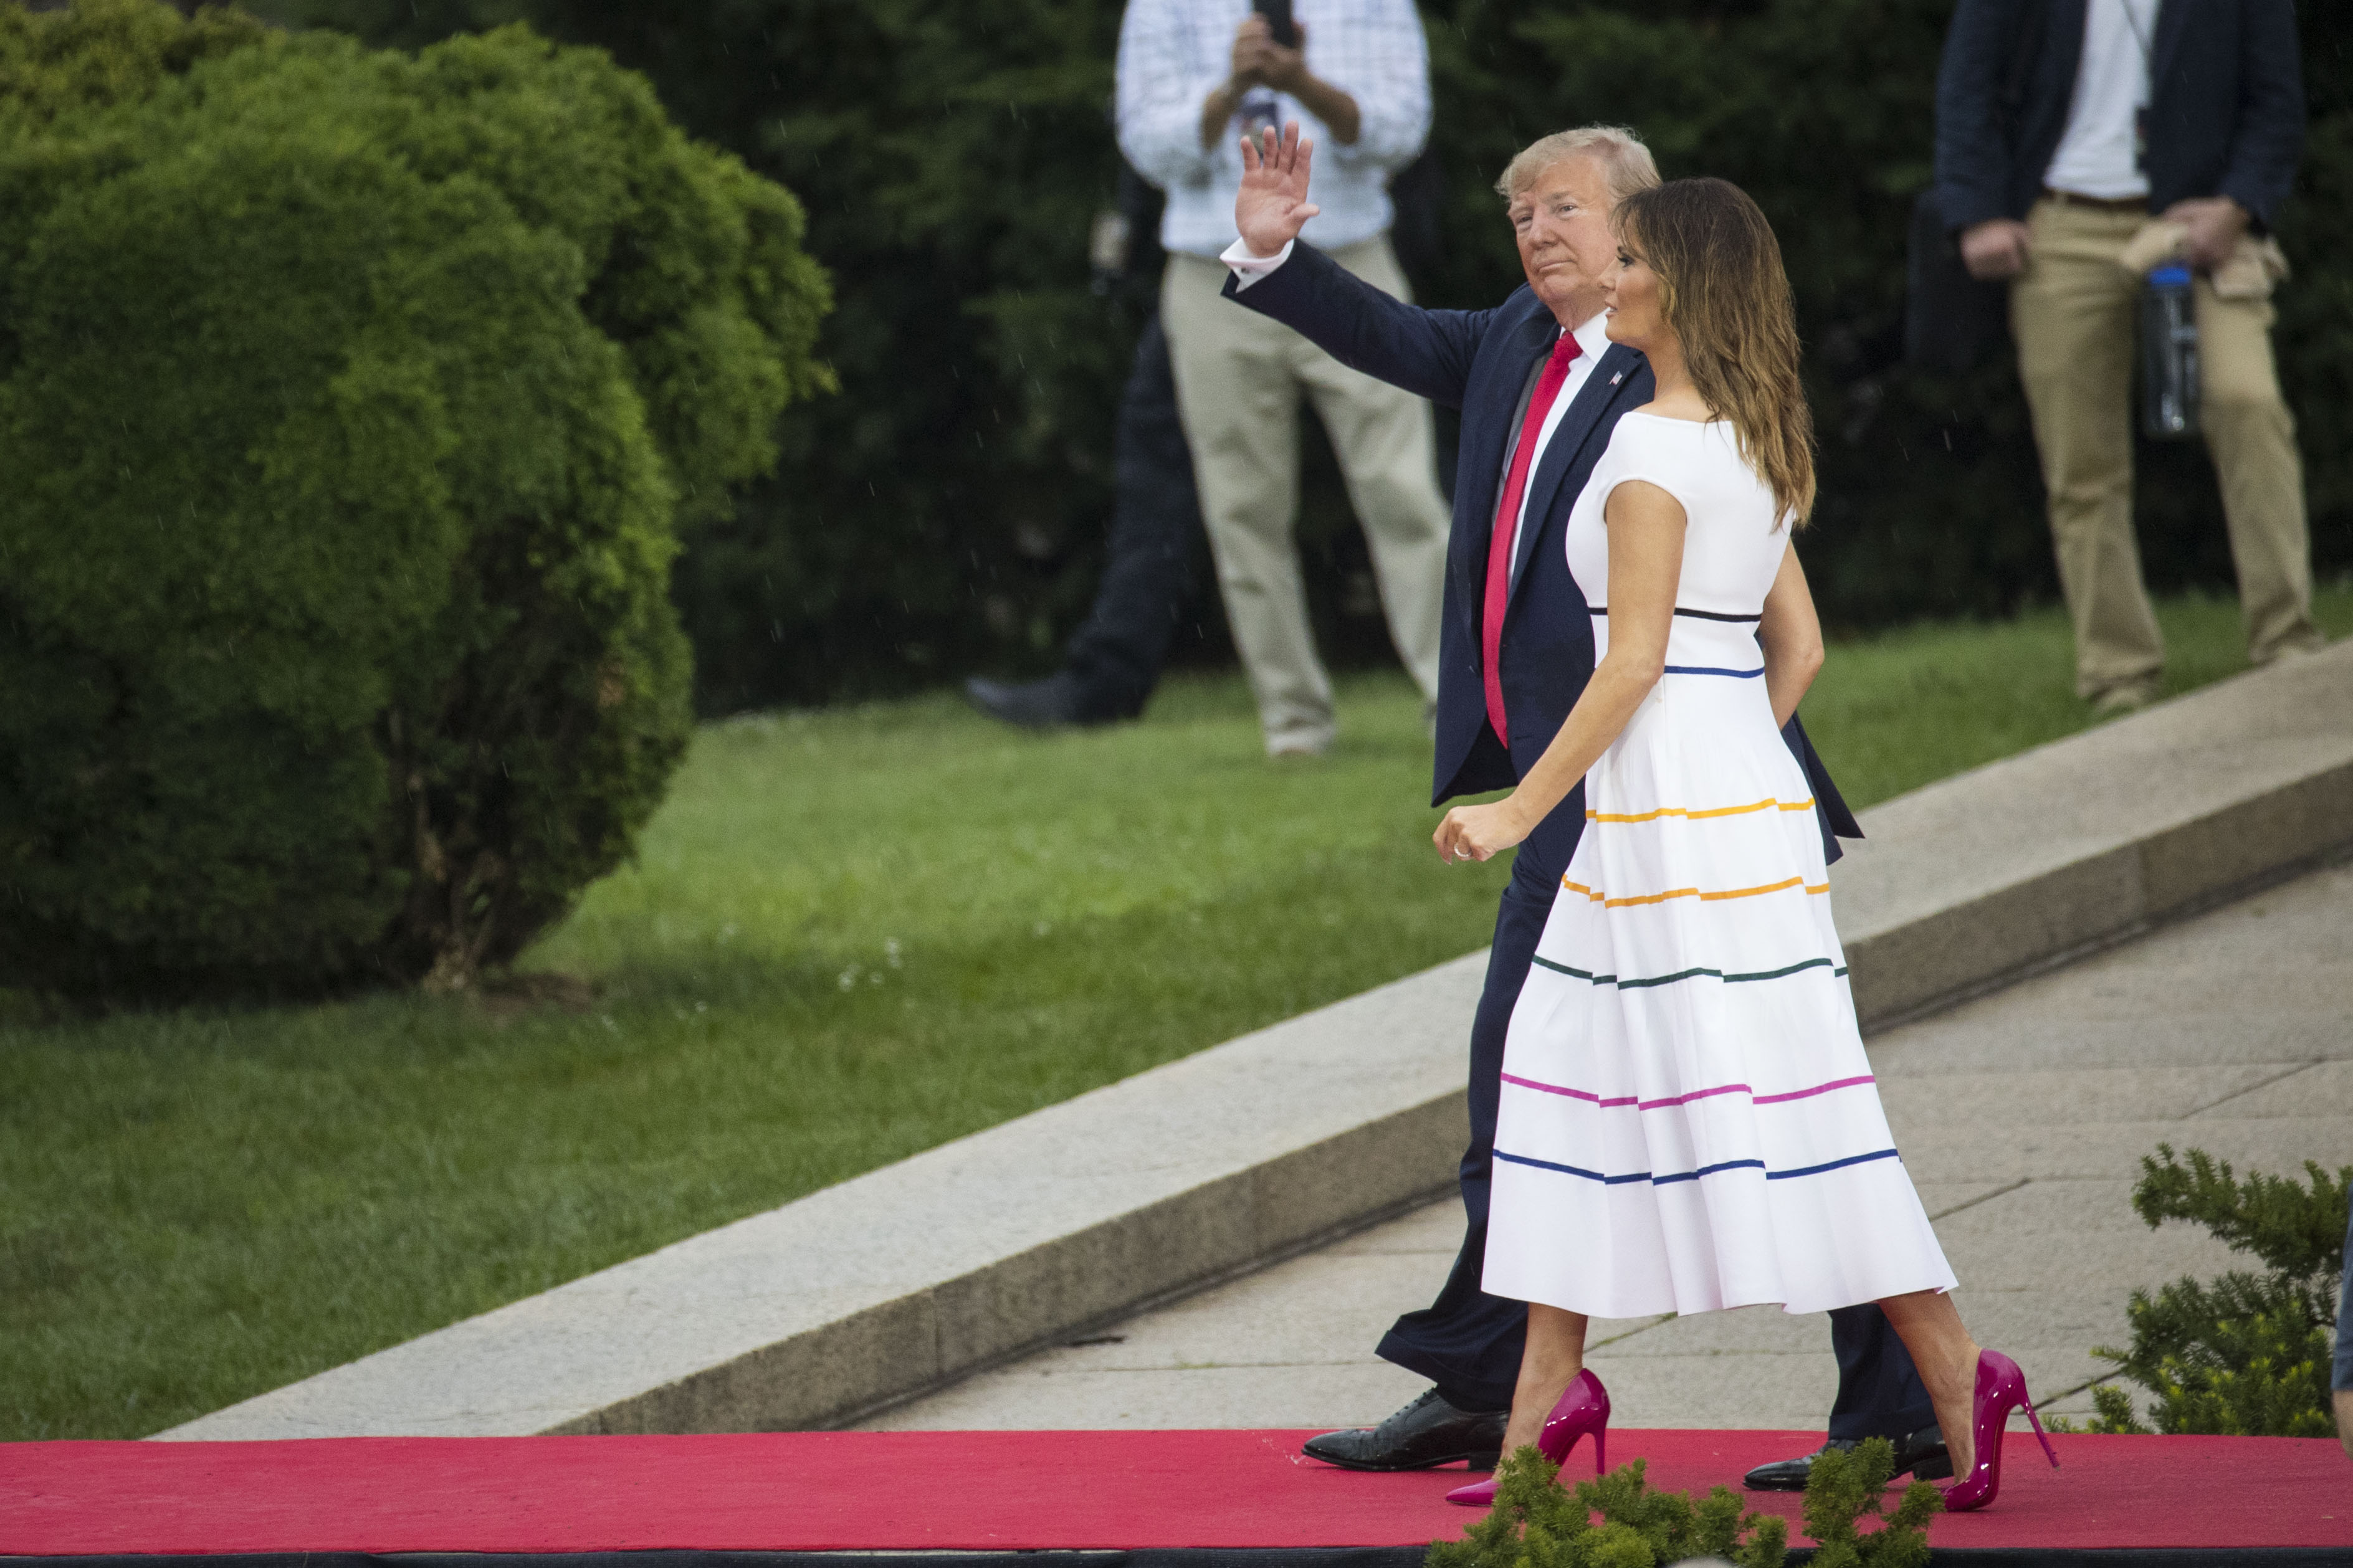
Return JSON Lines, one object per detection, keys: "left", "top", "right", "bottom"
{"left": 1587, "top": 796, "right": 1816, "bottom": 824}
{"left": 1561, "top": 874, "right": 1832, "bottom": 908}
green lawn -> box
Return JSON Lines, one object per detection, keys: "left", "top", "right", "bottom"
{"left": 3, "top": 589, "right": 2346, "bottom": 1440}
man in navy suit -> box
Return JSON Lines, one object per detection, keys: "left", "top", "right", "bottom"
{"left": 1221, "top": 123, "right": 1946, "bottom": 1490}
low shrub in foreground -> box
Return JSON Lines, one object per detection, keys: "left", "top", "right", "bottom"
{"left": 2081, "top": 1144, "right": 2348, "bottom": 1437}
{"left": 1431, "top": 1434, "right": 1937, "bottom": 1568}
{"left": 0, "top": 1, "right": 830, "bottom": 1000}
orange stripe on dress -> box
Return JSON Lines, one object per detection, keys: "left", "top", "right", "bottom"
{"left": 1586, "top": 796, "right": 1817, "bottom": 824}
{"left": 1560, "top": 874, "right": 1831, "bottom": 907}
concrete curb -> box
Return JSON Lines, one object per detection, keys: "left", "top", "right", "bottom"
{"left": 161, "top": 640, "right": 2353, "bottom": 1441}
{"left": 561, "top": 1086, "right": 1472, "bottom": 1438}
{"left": 1835, "top": 640, "right": 2353, "bottom": 1027}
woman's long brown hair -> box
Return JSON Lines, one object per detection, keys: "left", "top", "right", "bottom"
{"left": 1613, "top": 178, "right": 1816, "bottom": 528}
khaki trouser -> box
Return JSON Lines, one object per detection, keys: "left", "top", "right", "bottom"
{"left": 1161, "top": 237, "right": 1448, "bottom": 754}
{"left": 2010, "top": 196, "right": 2321, "bottom": 700}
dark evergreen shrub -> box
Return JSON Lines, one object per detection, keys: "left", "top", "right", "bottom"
{"left": 257, "top": 0, "right": 2353, "bottom": 710}
{"left": 0, "top": 1, "right": 831, "bottom": 999}
{"left": 1430, "top": 1445, "right": 1795, "bottom": 1568}
{"left": 2084, "top": 1144, "right": 2349, "bottom": 1437}
{"left": 1795, "top": 1438, "right": 1940, "bottom": 1568}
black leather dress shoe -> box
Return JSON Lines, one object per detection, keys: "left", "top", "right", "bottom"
{"left": 1302, "top": 1387, "right": 1510, "bottom": 1471}
{"left": 1741, "top": 1425, "right": 1951, "bottom": 1491}
{"left": 963, "top": 672, "right": 1086, "bottom": 729}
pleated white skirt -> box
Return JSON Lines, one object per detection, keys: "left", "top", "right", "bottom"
{"left": 1482, "top": 665, "right": 1956, "bottom": 1319}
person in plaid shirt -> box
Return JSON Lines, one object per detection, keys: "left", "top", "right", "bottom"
{"left": 1117, "top": 0, "right": 1448, "bottom": 757}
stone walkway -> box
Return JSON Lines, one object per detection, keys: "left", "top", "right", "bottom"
{"left": 865, "top": 857, "right": 2353, "bottom": 1434}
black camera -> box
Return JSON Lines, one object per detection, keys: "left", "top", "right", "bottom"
{"left": 1253, "top": 0, "right": 1298, "bottom": 49}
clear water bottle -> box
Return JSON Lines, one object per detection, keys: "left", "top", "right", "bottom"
{"left": 2141, "top": 264, "right": 2200, "bottom": 440}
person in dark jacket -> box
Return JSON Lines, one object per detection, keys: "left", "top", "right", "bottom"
{"left": 1933, "top": 0, "right": 2319, "bottom": 713}
{"left": 1216, "top": 122, "right": 1948, "bottom": 1491}
{"left": 966, "top": 164, "right": 1211, "bottom": 729}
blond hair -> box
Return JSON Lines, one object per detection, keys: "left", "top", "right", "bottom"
{"left": 1493, "top": 126, "right": 1660, "bottom": 205}
{"left": 1613, "top": 178, "right": 1816, "bottom": 528}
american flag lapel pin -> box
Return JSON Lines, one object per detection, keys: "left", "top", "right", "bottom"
{"left": 1611, "top": 372, "right": 1625, "bottom": 386}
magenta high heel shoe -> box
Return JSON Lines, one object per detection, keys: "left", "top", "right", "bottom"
{"left": 1444, "top": 1367, "right": 1611, "bottom": 1506}
{"left": 1941, "top": 1349, "right": 2059, "bottom": 1512}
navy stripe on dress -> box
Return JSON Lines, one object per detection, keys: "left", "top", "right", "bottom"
{"left": 1494, "top": 1147, "right": 1904, "bottom": 1186}
{"left": 1589, "top": 605, "right": 1764, "bottom": 623}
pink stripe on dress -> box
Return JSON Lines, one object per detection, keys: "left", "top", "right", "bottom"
{"left": 1499, "top": 1073, "right": 1637, "bottom": 1108}
{"left": 1500, "top": 1071, "right": 1877, "bottom": 1109}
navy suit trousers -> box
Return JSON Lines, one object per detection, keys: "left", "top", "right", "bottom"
{"left": 1827, "top": 1306, "right": 1938, "bottom": 1440}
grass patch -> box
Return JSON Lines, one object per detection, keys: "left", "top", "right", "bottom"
{"left": 3, "top": 587, "right": 2346, "bottom": 1439}
{"left": 1797, "top": 591, "right": 2351, "bottom": 805}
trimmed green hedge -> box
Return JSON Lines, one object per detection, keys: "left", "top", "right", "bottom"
{"left": 0, "top": 1, "right": 831, "bottom": 999}
{"left": 269, "top": 0, "right": 2352, "bottom": 713}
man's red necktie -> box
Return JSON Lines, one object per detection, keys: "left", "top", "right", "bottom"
{"left": 1482, "top": 330, "right": 1582, "bottom": 746}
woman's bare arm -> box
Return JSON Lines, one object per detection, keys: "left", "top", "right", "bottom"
{"left": 1434, "top": 482, "right": 1686, "bottom": 863}
{"left": 1757, "top": 540, "right": 1825, "bottom": 730}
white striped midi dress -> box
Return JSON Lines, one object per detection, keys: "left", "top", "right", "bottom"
{"left": 1482, "top": 414, "right": 1956, "bottom": 1320}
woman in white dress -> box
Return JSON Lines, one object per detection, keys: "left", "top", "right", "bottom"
{"left": 1433, "top": 178, "right": 2055, "bottom": 1513}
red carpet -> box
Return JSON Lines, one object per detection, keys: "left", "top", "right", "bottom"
{"left": 2, "top": 1429, "right": 2347, "bottom": 1556}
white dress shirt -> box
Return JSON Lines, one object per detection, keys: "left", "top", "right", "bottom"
{"left": 1118, "top": 0, "right": 1431, "bottom": 259}
{"left": 1221, "top": 237, "right": 1613, "bottom": 569}
{"left": 2044, "top": 0, "right": 2159, "bottom": 201}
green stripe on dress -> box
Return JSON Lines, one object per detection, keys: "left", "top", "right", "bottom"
{"left": 1531, "top": 954, "right": 1849, "bottom": 989}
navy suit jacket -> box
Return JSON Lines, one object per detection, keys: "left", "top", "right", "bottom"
{"left": 1222, "top": 243, "right": 1860, "bottom": 852}
{"left": 1934, "top": 0, "right": 2304, "bottom": 234}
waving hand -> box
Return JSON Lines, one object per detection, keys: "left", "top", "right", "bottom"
{"left": 1236, "top": 121, "right": 1320, "bottom": 257}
